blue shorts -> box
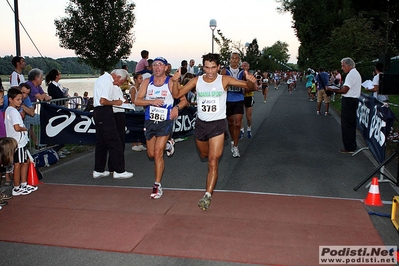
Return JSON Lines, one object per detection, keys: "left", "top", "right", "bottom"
{"left": 144, "top": 120, "right": 174, "bottom": 140}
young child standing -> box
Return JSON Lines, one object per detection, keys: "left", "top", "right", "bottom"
{"left": 5, "top": 88, "right": 38, "bottom": 196}
{"left": 0, "top": 87, "right": 12, "bottom": 187}
{"left": 0, "top": 137, "right": 18, "bottom": 208}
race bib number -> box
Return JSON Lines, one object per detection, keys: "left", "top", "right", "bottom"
{"left": 149, "top": 106, "right": 167, "bottom": 122}
{"left": 228, "top": 86, "right": 243, "bottom": 92}
{"left": 199, "top": 98, "right": 219, "bottom": 113}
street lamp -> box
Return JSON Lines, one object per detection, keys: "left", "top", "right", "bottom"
{"left": 209, "top": 19, "right": 217, "bottom": 53}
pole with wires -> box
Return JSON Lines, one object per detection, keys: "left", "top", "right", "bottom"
{"left": 14, "top": 0, "right": 21, "bottom": 55}
{"left": 7, "top": 0, "right": 51, "bottom": 69}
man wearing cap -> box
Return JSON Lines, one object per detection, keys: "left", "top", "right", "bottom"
{"left": 135, "top": 57, "right": 185, "bottom": 199}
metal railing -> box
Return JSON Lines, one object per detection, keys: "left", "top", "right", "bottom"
{"left": 26, "top": 96, "right": 88, "bottom": 152}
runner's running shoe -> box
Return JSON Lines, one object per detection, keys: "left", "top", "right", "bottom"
{"left": 239, "top": 130, "right": 244, "bottom": 140}
{"left": 150, "top": 184, "right": 163, "bottom": 199}
{"left": 232, "top": 146, "right": 240, "bottom": 158}
{"left": 198, "top": 194, "right": 212, "bottom": 211}
{"left": 166, "top": 139, "right": 175, "bottom": 157}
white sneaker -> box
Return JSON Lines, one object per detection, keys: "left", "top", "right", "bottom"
{"left": 113, "top": 171, "right": 133, "bottom": 179}
{"left": 131, "top": 146, "right": 142, "bottom": 152}
{"left": 138, "top": 145, "right": 147, "bottom": 151}
{"left": 166, "top": 139, "right": 175, "bottom": 157}
{"left": 231, "top": 141, "right": 234, "bottom": 153}
{"left": 150, "top": 184, "right": 163, "bottom": 199}
{"left": 93, "top": 170, "right": 110, "bottom": 179}
{"left": 23, "top": 184, "right": 38, "bottom": 192}
{"left": 232, "top": 146, "right": 240, "bottom": 158}
{"left": 12, "top": 186, "right": 31, "bottom": 196}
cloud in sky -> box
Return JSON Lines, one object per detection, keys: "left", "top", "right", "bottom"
{"left": 1, "top": 0, "right": 300, "bottom": 68}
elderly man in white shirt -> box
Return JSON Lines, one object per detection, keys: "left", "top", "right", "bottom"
{"left": 327, "top": 57, "right": 361, "bottom": 154}
{"left": 92, "top": 69, "right": 133, "bottom": 179}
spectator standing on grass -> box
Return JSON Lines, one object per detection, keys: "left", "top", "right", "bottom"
{"left": 369, "top": 62, "right": 388, "bottom": 103}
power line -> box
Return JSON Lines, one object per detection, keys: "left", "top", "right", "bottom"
{"left": 5, "top": 0, "right": 51, "bottom": 69}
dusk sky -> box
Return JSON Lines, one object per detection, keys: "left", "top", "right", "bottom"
{"left": 1, "top": 0, "right": 300, "bottom": 68}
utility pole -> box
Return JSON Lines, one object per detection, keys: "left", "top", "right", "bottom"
{"left": 14, "top": 0, "right": 21, "bottom": 55}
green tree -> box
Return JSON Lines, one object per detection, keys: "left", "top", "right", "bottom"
{"left": 260, "top": 41, "right": 290, "bottom": 71}
{"left": 55, "top": 0, "right": 136, "bottom": 73}
{"left": 326, "top": 17, "right": 382, "bottom": 78}
{"left": 277, "top": 0, "right": 399, "bottom": 70}
{"left": 214, "top": 29, "right": 233, "bottom": 66}
{"left": 244, "top": 39, "right": 262, "bottom": 70}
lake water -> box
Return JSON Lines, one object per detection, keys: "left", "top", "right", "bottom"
{"left": 3, "top": 78, "right": 97, "bottom": 98}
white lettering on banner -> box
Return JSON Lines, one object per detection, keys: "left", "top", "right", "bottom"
{"left": 46, "top": 112, "right": 76, "bottom": 137}
{"left": 74, "top": 115, "right": 96, "bottom": 134}
{"left": 369, "top": 106, "right": 386, "bottom": 146}
{"left": 173, "top": 113, "right": 197, "bottom": 132}
{"left": 46, "top": 112, "right": 96, "bottom": 137}
{"left": 357, "top": 101, "right": 370, "bottom": 128}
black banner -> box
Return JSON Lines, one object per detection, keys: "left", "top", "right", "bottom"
{"left": 40, "top": 103, "right": 197, "bottom": 144}
{"left": 356, "top": 93, "right": 395, "bottom": 163}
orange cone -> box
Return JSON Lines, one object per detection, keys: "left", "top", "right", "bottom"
{"left": 364, "top": 177, "right": 383, "bottom": 206}
{"left": 27, "top": 161, "right": 41, "bottom": 186}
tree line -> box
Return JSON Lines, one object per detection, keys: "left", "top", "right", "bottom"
{"left": 0, "top": 55, "right": 137, "bottom": 76}
{"left": 277, "top": 0, "right": 399, "bottom": 78}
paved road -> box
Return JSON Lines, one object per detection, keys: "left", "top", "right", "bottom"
{"left": 2, "top": 81, "right": 398, "bottom": 265}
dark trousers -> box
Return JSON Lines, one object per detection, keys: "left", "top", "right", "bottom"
{"left": 107, "top": 112, "right": 126, "bottom": 172}
{"left": 93, "top": 106, "right": 125, "bottom": 173}
{"left": 341, "top": 97, "right": 358, "bottom": 151}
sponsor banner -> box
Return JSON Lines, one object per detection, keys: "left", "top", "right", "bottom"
{"left": 319, "top": 245, "right": 397, "bottom": 264}
{"left": 40, "top": 103, "right": 197, "bottom": 144}
{"left": 357, "top": 93, "right": 396, "bottom": 163}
